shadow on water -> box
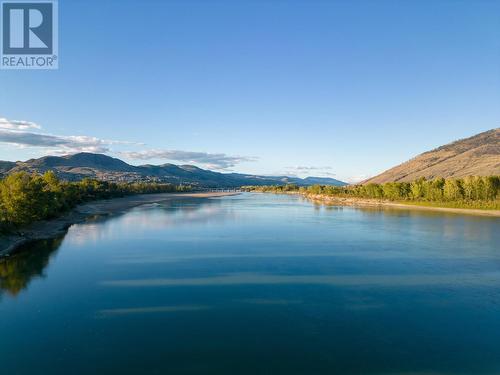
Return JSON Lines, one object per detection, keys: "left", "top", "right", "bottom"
{"left": 0, "top": 237, "right": 63, "bottom": 297}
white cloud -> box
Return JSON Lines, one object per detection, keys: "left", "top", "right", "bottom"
{"left": 344, "top": 174, "right": 372, "bottom": 184}
{"left": 119, "top": 149, "right": 257, "bottom": 170}
{"left": 0, "top": 129, "right": 111, "bottom": 153}
{"left": 284, "top": 165, "right": 337, "bottom": 177}
{"left": 0, "top": 116, "right": 256, "bottom": 170}
{"left": 0, "top": 117, "right": 41, "bottom": 130}
{"left": 288, "top": 166, "right": 333, "bottom": 172}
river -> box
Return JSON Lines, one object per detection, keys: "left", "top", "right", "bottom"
{"left": 1, "top": 193, "right": 499, "bottom": 374}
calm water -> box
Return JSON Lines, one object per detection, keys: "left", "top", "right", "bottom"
{"left": 1, "top": 193, "right": 500, "bottom": 375}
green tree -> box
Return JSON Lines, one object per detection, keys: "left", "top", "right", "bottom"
{"left": 410, "top": 178, "right": 427, "bottom": 199}
{"left": 443, "top": 178, "right": 463, "bottom": 201}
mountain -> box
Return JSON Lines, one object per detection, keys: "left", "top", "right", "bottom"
{"left": 0, "top": 152, "right": 347, "bottom": 187}
{"left": 364, "top": 128, "right": 500, "bottom": 184}
{"left": 0, "top": 161, "right": 16, "bottom": 174}
{"left": 15, "top": 153, "right": 133, "bottom": 172}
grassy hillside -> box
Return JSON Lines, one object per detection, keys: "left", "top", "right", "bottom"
{"left": 365, "top": 129, "right": 500, "bottom": 184}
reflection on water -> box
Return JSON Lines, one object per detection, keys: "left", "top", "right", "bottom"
{"left": 100, "top": 271, "right": 500, "bottom": 288}
{"left": 65, "top": 197, "right": 233, "bottom": 246}
{"left": 1, "top": 193, "right": 500, "bottom": 375}
{"left": 0, "top": 238, "right": 62, "bottom": 297}
{"left": 97, "top": 304, "right": 212, "bottom": 317}
{"left": 0, "top": 198, "right": 225, "bottom": 298}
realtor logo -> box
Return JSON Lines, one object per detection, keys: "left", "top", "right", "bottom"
{"left": 1, "top": 0, "right": 58, "bottom": 69}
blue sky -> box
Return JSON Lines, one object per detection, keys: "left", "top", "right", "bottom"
{"left": 1, "top": 0, "right": 499, "bottom": 182}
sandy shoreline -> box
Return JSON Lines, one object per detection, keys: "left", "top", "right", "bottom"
{"left": 301, "top": 193, "right": 500, "bottom": 217}
{"left": 0, "top": 192, "right": 238, "bottom": 257}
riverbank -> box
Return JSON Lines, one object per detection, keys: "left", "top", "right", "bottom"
{"left": 301, "top": 193, "right": 500, "bottom": 217}
{"left": 0, "top": 192, "right": 239, "bottom": 257}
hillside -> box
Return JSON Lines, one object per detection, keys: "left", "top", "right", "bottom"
{"left": 364, "top": 128, "right": 500, "bottom": 184}
{"left": 0, "top": 153, "right": 346, "bottom": 188}
{"left": 0, "top": 161, "right": 15, "bottom": 174}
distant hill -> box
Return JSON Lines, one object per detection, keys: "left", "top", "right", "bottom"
{"left": 0, "top": 161, "right": 16, "bottom": 174}
{"left": 364, "top": 128, "right": 500, "bottom": 184}
{"left": 0, "top": 152, "right": 347, "bottom": 188}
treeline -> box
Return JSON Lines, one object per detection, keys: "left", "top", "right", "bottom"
{"left": 243, "top": 176, "right": 500, "bottom": 209}
{"left": 0, "top": 171, "right": 191, "bottom": 232}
